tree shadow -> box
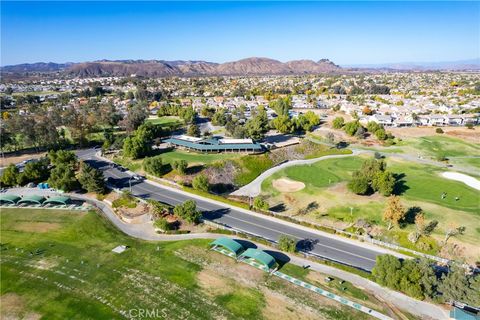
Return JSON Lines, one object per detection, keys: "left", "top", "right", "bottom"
{"left": 402, "top": 206, "right": 423, "bottom": 227}
{"left": 202, "top": 207, "right": 230, "bottom": 219}
{"left": 393, "top": 173, "right": 409, "bottom": 195}
{"left": 270, "top": 203, "right": 287, "bottom": 213}
{"left": 186, "top": 165, "right": 204, "bottom": 175}
{"left": 336, "top": 141, "right": 349, "bottom": 149}
{"left": 296, "top": 238, "right": 319, "bottom": 252}
{"left": 210, "top": 183, "right": 235, "bottom": 194}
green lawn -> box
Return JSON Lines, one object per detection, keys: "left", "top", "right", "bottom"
{"left": 262, "top": 156, "right": 364, "bottom": 195}
{"left": 389, "top": 159, "right": 479, "bottom": 213}
{"left": 0, "top": 208, "right": 386, "bottom": 319}
{"left": 145, "top": 116, "right": 183, "bottom": 129}
{"left": 411, "top": 136, "right": 480, "bottom": 159}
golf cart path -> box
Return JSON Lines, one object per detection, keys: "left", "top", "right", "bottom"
{"left": 231, "top": 150, "right": 365, "bottom": 197}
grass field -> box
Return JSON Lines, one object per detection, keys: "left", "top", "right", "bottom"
{"left": 1, "top": 208, "right": 392, "bottom": 319}
{"left": 145, "top": 116, "right": 183, "bottom": 129}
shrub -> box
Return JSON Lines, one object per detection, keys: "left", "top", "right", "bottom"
{"left": 347, "top": 176, "right": 370, "bottom": 195}
{"left": 192, "top": 174, "right": 209, "bottom": 192}
{"left": 343, "top": 121, "right": 361, "bottom": 136}
{"left": 143, "top": 156, "right": 166, "bottom": 176}
{"left": 278, "top": 235, "right": 297, "bottom": 253}
{"left": 253, "top": 197, "right": 269, "bottom": 211}
{"left": 332, "top": 117, "right": 345, "bottom": 129}
{"left": 173, "top": 200, "right": 201, "bottom": 224}
{"left": 435, "top": 128, "right": 444, "bottom": 134}
{"left": 172, "top": 159, "right": 188, "bottom": 174}
{"left": 154, "top": 217, "right": 172, "bottom": 232}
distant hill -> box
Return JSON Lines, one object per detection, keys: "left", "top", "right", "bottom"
{"left": 0, "top": 58, "right": 341, "bottom": 78}
{"left": 344, "top": 58, "right": 480, "bottom": 71}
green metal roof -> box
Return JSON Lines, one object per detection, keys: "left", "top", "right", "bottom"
{"left": 164, "top": 137, "right": 263, "bottom": 152}
{"left": 44, "top": 196, "right": 70, "bottom": 205}
{"left": 0, "top": 194, "right": 21, "bottom": 203}
{"left": 450, "top": 307, "right": 479, "bottom": 320}
{"left": 239, "top": 248, "right": 276, "bottom": 268}
{"left": 210, "top": 237, "right": 244, "bottom": 255}
{"left": 18, "top": 195, "right": 46, "bottom": 204}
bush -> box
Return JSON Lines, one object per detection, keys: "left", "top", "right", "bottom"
{"left": 173, "top": 200, "right": 201, "bottom": 224}
{"left": 347, "top": 176, "right": 370, "bottom": 195}
{"left": 143, "top": 156, "right": 167, "bottom": 176}
{"left": 172, "top": 159, "right": 188, "bottom": 175}
{"left": 435, "top": 128, "right": 444, "bottom": 134}
{"left": 154, "top": 217, "right": 172, "bottom": 232}
{"left": 278, "top": 235, "right": 297, "bottom": 253}
{"left": 343, "top": 121, "right": 361, "bottom": 136}
{"left": 332, "top": 117, "right": 345, "bottom": 129}
{"left": 253, "top": 197, "right": 269, "bottom": 211}
{"left": 192, "top": 174, "right": 209, "bottom": 192}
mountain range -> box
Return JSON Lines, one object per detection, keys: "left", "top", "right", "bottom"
{"left": 0, "top": 58, "right": 341, "bottom": 77}
{"left": 1, "top": 57, "right": 478, "bottom": 78}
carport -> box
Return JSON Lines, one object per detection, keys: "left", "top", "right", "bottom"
{"left": 238, "top": 248, "right": 276, "bottom": 270}
{"left": 43, "top": 196, "right": 71, "bottom": 206}
{"left": 210, "top": 237, "right": 245, "bottom": 257}
{"left": 0, "top": 194, "right": 21, "bottom": 204}
{"left": 17, "top": 195, "right": 46, "bottom": 205}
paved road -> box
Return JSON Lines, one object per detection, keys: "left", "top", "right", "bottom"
{"left": 78, "top": 148, "right": 398, "bottom": 271}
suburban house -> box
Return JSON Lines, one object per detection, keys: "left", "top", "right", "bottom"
{"left": 164, "top": 135, "right": 264, "bottom": 154}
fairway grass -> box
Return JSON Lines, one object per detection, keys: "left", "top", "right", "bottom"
{"left": 0, "top": 208, "right": 384, "bottom": 319}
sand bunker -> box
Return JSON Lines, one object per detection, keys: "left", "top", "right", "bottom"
{"left": 441, "top": 172, "right": 480, "bottom": 191}
{"left": 272, "top": 178, "right": 305, "bottom": 193}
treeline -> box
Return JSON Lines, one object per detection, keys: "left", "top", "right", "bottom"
{"left": 333, "top": 117, "right": 395, "bottom": 144}
{"left": 373, "top": 255, "right": 480, "bottom": 306}
{"left": 0, "top": 150, "right": 106, "bottom": 194}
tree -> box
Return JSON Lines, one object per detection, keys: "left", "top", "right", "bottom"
{"left": 375, "top": 128, "right": 388, "bottom": 141}
{"left": 362, "top": 106, "right": 373, "bottom": 115}
{"left": 173, "top": 200, "right": 201, "bottom": 224}
{"left": 245, "top": 116, "right": 267, "bottom": 140}
{"left": 383, "top": 196, "right": 405, "bottom": 230}
{"left": 409, "top": 212, "right": 425, "bottom": 243}
{"left": 343, "top": 121, "right": 361, "bottom": 136}
{"left": 212, "top": 109, "right": 227, "bottom": 126}
{"left": 332, "top": 117, "right": 345, "bottom": 129}
{"left": 347, "top": 175, "right": 370, "bottom": 195}
{"left": 192, "top": 174, "right": 209, "bottom": 192}
{"left": 187, "top": 124, "right": 200, "bottom": 137}
{"left": 17, "top": 158, "right": 50, "bottom": 186}
{"left": 78, "top": 162, "right": 105, "bottom": 194}
{"left": 122, "top": 123, "right": 157, "bottom": 159}
{"left": 172, "top": 160, "right": 188, "bottom": 175}
{"left": 278, "top": 235, "right": 297, "bottom": 253}
{"left": 438, "top": 266, "right": 480, "bottom": 306}
{"left": 48, "top": 150, "right": 77, "bottom": 168}
{"left": 367, "top": 121, "right": 382, "bottom": 133}
{"left": 372, "top": 255, "right": 402, "bottom": 289}
{"left": 269, "top": 97, "right": 291, "bottom": 116}
{"left": 271, "top": 115, "right": 293, "bottom": 133}
{"left": 143, "top": 156, "right": 166, "bottom": 176}
{"left": 0, "top": 164, "right": 19, "bottom": 187}
{"left": 121, "top": 101, "right": 148, "bottom": 132}
{"left": 443, "top": 223, "right": 466, "bottom": 245}
{"left": 372, "top": 171, "right": 396, "bottom": 196}
{"left": 253, "top": 197, "right": 269, "bottom": 211}
{"left": 48, "top": 163, "right": 78, "bottom": 192}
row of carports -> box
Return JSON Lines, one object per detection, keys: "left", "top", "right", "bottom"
{"left": 0, "top": 194, "right": 71, "bottom": 206}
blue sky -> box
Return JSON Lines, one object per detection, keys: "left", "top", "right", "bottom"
{"left": 1, "top": 1, "right": 479, "bottom": 66}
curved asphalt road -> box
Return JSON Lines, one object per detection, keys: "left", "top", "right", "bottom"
{"left": 78, "top": 148, "right": 387, "bottom": 271}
